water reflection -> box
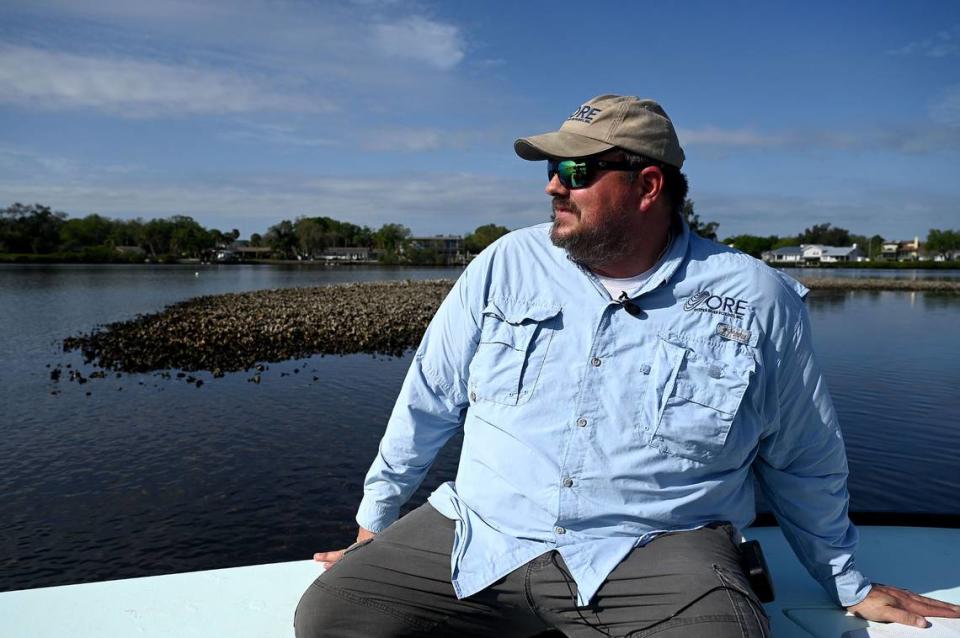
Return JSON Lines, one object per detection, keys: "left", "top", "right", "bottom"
{"left": 921, "top": 292, "right": 960, "bottom": 310}
{"left": 806, "top": 290, "right": 960, "bottom": 517}
{"left": 792, "top": 267, "right": 960, "bottom": 281}
{"left": 806, "top": 288, "right": 960, "bottom": 310}
{"left": 806, "top": 289, "right": 853, "bottom": 307}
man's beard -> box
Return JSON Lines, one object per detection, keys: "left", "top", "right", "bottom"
{"left": 549, "top": 197, "right": 633, "bottom": 268}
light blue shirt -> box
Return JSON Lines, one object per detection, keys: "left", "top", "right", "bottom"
{"left": 357, "top": 219, "right": 871, "bottom": 608}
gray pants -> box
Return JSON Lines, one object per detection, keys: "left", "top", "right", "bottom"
{"left": 295, "top": 504, "right": 769, "bottom": 637}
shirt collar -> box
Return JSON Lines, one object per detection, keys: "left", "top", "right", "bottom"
{"left": 566, "top": 215, "right": 691, "bottom": 300}
{"left": 645, "top": 214, "right": 690, "bottom": 293}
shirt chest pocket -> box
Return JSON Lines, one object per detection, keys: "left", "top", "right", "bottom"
{"left": 645, "top": 334, "right": 756, "bottom": 463}
{"left": 467, "top": 298, "right": 561, "bottom": 406}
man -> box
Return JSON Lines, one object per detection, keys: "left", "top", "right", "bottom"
{"left": 296, "top": 95, "right": 960, "bottom": 637}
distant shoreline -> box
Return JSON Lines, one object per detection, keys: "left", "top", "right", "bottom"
{"left": 4, "top": 251, "right": 960, "bottom": 270}
{"left": 0, "top": 255, "right": 463, "bottom": 268}
{"left": 773, "top": 261, "right": 960, "bottom": 271}
{"left": 5, "top": 256, "right": 960, "bottom": 292}
{"left": 797, "top": 278, "right": 960, "bottom": 292}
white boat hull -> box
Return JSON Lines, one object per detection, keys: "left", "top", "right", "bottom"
{"left": 2, "top": 526, "right": 958, "bottom": 637}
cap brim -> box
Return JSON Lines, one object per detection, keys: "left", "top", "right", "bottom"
{"left": 514, "top": 131, "right": 614, "bottom": 161}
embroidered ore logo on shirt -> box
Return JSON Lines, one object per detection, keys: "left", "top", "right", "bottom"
{"left": 683, "top": 290, "right": 749, "bottom": 319}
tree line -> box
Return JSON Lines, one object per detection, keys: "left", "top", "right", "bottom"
{"left": 0, "top": 203, "right": 510, "bottom": 264}
{"left": 722, "top": 223, "right": 960, "bottom": 259}
{"left": 237, "top": 217, "right": 509, "bottom": 264}
{"left": 4, "top": 201, "right": 956, "bottom": 264}
{"left": 681, "top": 201, "right": 958, "bottom": 260}
{"left": 0, "top": 203, "right": 240, "bottom": 262}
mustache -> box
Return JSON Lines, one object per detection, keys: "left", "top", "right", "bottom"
{"left": 551, "top": 197, "right": 580, "bottom": 216}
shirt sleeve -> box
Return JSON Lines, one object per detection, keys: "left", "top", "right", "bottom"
{"left": 753, "top": 298, "right": 872, "bottom": 607}
{"left": 355, "top": 268, "right": 483, "bottom": 533}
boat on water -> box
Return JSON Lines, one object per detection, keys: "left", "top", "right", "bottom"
{"left": 2, "top": 517, "right": 958, "bottom": 637}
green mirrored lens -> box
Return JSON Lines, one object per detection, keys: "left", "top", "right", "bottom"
{"left": 557, "top": 160, "right": 589, "bottom": 188}
{"left": 548, "top": 157, "right": 645, "bottom": 189}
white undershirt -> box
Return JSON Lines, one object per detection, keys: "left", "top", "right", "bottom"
{"left": 593, "top": 233, "right": 674, "bottom": 300}
{"left": 595, "top": 265, "right": 656, "bottom": 300}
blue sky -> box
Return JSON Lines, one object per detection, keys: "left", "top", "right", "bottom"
{"left": 1, "top": 0, "right": 958, "bottom": 241}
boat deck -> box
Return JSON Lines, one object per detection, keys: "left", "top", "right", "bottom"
{"left": 2, "top": 526, "right": 958, "bottom": 637}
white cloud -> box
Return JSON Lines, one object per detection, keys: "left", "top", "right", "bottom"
{"left": 0, "top": 3, "right": 483, "bottom": 122}
{"left": 679, "top": 123, "right": 959, "bottom": 154}
{"left": 930, "top": 86, "right": 960, "bottom": 127}
{"left": 373, "top": 17, "right": 465, "bottom": 70}
{"left": 0, "top": 44, "right": 332, "bottom": 116}
{"left": 362, "top": 128, "right": 445, "bottom": 152}
{"left": 4, "top": 0, "right": 230, "bottom": 23}
{"left": 0, "top": 145, "right": 80, "bottom": 175}
{"left": 360, "top": 127, "right": 487, "bottom": 152}
{"left": 887, "top": 25, "right": 960, "bottom": 58}
{"left": 221, "top": 122, "right": 338, "bottom": 148}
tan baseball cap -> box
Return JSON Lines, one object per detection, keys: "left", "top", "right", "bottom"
{"left": 514, "top": 94, "right": 685, "bottom": 168}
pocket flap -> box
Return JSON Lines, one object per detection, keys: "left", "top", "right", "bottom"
{"left": 482, "top": 298, "right": 561, "bottom": 325}
{"left": 658, "top": 333, "right": 756, "bottom": 415}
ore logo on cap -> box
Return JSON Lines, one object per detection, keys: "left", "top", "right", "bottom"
{"left": 568, "top": 105, "right": 602, "bottom": 123}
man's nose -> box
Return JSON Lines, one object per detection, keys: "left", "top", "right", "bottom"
{"left": 546, "top": 174, "right": 569, "bottom": 197}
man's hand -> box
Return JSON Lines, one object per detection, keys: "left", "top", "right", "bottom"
{"left": 847, "top": 584, "right": 960, "bottom": 628}
{"left": 313, "top": 527, "right": 377, "bottom": 570}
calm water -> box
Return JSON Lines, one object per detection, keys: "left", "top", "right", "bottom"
{"left": 1, "top": 264, "right": 959, "bottom": 592}
{"left": 790, "top": 267, "right": 960, "bottom": 280}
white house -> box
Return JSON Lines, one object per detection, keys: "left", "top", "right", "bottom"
{"left": 820, "top": 244, "right": 865, "bottom": 263}
{"left": 761, "top": 246, "right": 803, "bottom": 263}
{"left": 801, "top": 245, "right": 824, "bottom": 262}
{"left": 762, "top": 244, "right": 865, "bottom": 264}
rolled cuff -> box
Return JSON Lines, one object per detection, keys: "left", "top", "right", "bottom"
{"left": 833, "top": 568, "right": 873, "bottom": 607}
{"left": 355, "top": 496, "right": 400, "bottom": 534}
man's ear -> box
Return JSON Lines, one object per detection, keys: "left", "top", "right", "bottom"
{"left": 638, "top": 166, "right": 665, "bottom": 210}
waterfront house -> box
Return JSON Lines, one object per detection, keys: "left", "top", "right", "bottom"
{"left": 213, "top": 249, "right": 239, "bottom": 263}
{"left": 801, "top": 245, "right": 824, "bottom": 262}
{"left": 880, "top": 237, "right": 925, "bottom": 261}
{"left": 761, "top": 246, "right": 803, "bottom": 263}
{"left": 320, "top": 246, "right": 372, "bottom": 261}
{"left": 880, "top": 241, "right": 900, "bottom": 261}
{"left": 231, "top": 246, "right": 273, "bottom": 260}
{"left": 407, "top": 235, "right": 465, "bottom": 265}
{"left": 762, "top": 244, "right": 864, "bottom": 265}
{"left": 897, "top": 237, "right": 922, "bottom": 261}
{"left": 935, "top": 249, "right": 960, "bottom": 262}
{"left": 819, "top": 244, "right": 865, "bottom": 263}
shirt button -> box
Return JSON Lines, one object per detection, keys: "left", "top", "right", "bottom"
{"left": 562, "top": 478, "right": 574, "bottom": 488}
{"left": 640, "top": 364, "right": 651, "bottom": 375}
{"left": 576, "top": 417, "right": 587, "bottom": 427}
{"left": 469, "top": 391, "right": 476, "bottom": 402}
{"left": 591, "top": 357, "right": 602, "bottom": 367}
{"left": 555, "top": 526, "right": 566, "bottom": 535}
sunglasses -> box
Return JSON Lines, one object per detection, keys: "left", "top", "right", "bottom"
{"left": 547, "top": 158, "right": 648, "bottom": 189}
